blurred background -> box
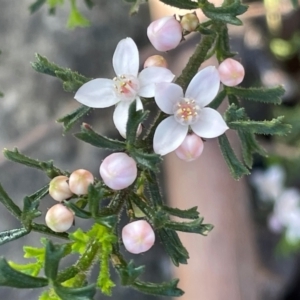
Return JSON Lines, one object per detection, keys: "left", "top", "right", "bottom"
{"left": 0, "top": 0, "right": 300, "bottom": 299}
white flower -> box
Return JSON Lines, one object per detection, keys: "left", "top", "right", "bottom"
{"left": 273, "top": 188, "right": 300, "bottom": 226}
{"left": 153, "top": 66, "right": 228, "bottom": 155}
{"left": 251, "top": 165, "right": 285, "bottom": 202}
{"left": 74, "top": 37, "right": 175, "bottom": 138}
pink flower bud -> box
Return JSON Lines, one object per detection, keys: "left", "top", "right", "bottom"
{"left": 122, "top": 220, "right": 155, "bottom": 254}
{"left": 45, "top": 204, "right": 74, "bottom": 232}
{"left": 175, "top": 134, "right": 204, "bottom": 162}
{"left": 218, "top": 58, "right": 245, "bottom": 87}
{"left": 69, "top": 169, "right": 94, "bottom": 195}
{"left": 99, "top": 153, "right": 137, "bottom": 190}
{"left": 147, "top": 16, "right": 182, "bottom": 52}
{"left": 180, "top": 12, "right": 199, "bottom": 32}
{"left": 144, "top": 55, "right": 168, "bottom": 68}
{"left": 49, "top": 175, "right": 73, "bottom": 202}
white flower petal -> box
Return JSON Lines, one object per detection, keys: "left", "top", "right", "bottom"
{"left": 113, "top": 38, "right": 139, "bottom": 76}
{"left": 191, "top": 107, "right": 228, "bottom": 138}
{"left": 74, "top": 79, "right": 119, "bottom": 108}
{"left": 185, "top": 66, "right": 220, "bottom": 107}
{"left": 113, "top": 98, "right": 143, "bottom": 138}
{"left": 138, "top": 67, "right": 175, "bottom": 98}
{"left": 154, "top": 82, "right": 183, "bottom": 114}
{"left": 153, "top": 116, "right": 188, "bottom": 155}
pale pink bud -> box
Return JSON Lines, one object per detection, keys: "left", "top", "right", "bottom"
{"left": 147, "top": 16, "right": 182, "bottom": 52}
{"left": 144, "top": 55, "right": 168, "bottom": 68}
{"left": 175, "top": 134, "right": 204, "bottom": 162}
{"left": 49, "top": 175, "right": 73, "bottom": 202}
{"left": 122, "top": 220, "right": 155, "bottom": 254}
{"left": 99, "top": 153, "right": 137, "bottom": 190}
{"left": 45, "top": 204, "right": 74, "bottom": 232}
{"left": 69, "top": 169, "right": 94, "bottom": 195}
{"left": 180, "top": 12, "right": 199, "bottom": 32}
{"left": 218, "top": 58, "right": 245, "bottom": 87}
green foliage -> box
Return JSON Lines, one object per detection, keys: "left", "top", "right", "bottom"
{"left": 158, "top": 0, "right": 198, "bottom": 9}
{"left": 200, "top": 0, "right": 248, "bottom": 26}
{"left": 226, "top": 85, "right": 285, "bottom": 104}
{"left": 67, "top": 0, "right": 91, "bottom": 29}
{"left": 74, "top": 123, "right": 126, "bottom": 151}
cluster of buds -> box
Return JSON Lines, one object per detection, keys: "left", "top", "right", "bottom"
{"left": 46, "top": 169, "right": 94, "bottom": 232}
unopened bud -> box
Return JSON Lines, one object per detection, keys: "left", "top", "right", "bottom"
{"left": 144, "top": 55, "right": 168, "bottom": 68}
{"left": 49, "top": 175, "right": 73, "bottom": 202}
{"left": 218, "top": 58, "right": 245, "bottom": 87}
{"left": 147, "top": 16, "right": 182, "bottom": 52}
{"left": 100, "top": 153, "right": 137, "bottom": 190}
{"left": 69, "top": 169, "right": 94, "bottom": 195}
{"left": 122, "top": 220, "right": 155, "bottom": 254}
{"left": 180, "top": 12, "right": 199, "bottom": 32}
{"left": 45, "top": 204, "right": 74, "bottom": 232}
{"left": 175, "top": 134, "right": 204, "bottom": 162}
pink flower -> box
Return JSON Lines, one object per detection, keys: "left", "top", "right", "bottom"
{"left": 49, "top": 175, "right": 73, "bottom": 202}
{"left": 147, "top": 16, "right": 182, "bottom": 52}
{"left": 45, "top": 204, "right": 74, "bottom": 232}
{"left": 122, "top": 220, "right": 155, "bottom": 254}
{"left": 100, "top": 153, "right": 137, "bottom": 190}
{"left": 175, "top": 133, "right": 204, "bottom": 161}
{"left": 74, "top": 38, "right": 174, "bottom": 138}
{"left": 153, "top": 66, "right": 228, "bottom": 155}
{"left": 69, "top": 169, "right": 94, "bottom": 195}
{"left": 218, "top": 58, "right": 245, "bottom": 87}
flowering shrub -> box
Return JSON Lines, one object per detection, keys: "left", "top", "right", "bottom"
{"left": 0, "top": 0, "right": 292, "bottom": 299}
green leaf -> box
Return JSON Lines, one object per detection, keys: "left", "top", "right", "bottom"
{"left": 229, "top": 116, "right": 292, "bottom": 136}
{"left": 32, "top": 54, "right": 90, "bottom": 92}
{"left": 0, "top": 258, "right": 48, "bottom": 288}
{"left": 158, "top": 0, "right": 198, "bottom": 9}
{"left": 84, "top": 0, "right": 94, "bottom": 9}
{"left": 218, "top": 134, "right": 250, "bottom": 180}
{"left": 161, "top": 206, "right": 199, "bottom": 219}
{"left": 201, "top": 0, "right": 248, "bottom": 25}
{"left": 74, "top": 123, "right": 126, "bottom": 151}
{"left": 67, "top": 0, "right": 91, "bottom": 29}
{"left": 0, "top": 182, "right": 22, "bottom": 220}
{"left": 133, "top": 278, "right": 184, "bottom": 297}
{"left": 3, "top": 148, "right": 63, "bottom": 178}
{"left": 238, "top": 130, "right": 267, "bottom": 168}
{"left": 95, "top": 215, "right": 118, "bottom": 229}
{"left": 22, "top": 196, "right": 42, "bottom": 227}
{"left": 0, "top": 228, "right": 29, "bottom": 246}
{"left": 226, "top": 85, "right": 285, "bottom": 104}
{"left": 164, "top": 218, "right": 213, "bottom": 235}
{"left": 29, "top": 0, "right": 47, "bottom": 13}
{"left": 9, "top": 261, "right": 42, "bottom": 277}
{"left": 117, "top": 260, "right": 145, "bottom": 286}
{"left": 126, "top": 100, "right": 149, "bottom": 145}
{"left": 129, "top": 148, "right": 162, "bottom": 172}
{"left": 47, "top": 0, "right": 64, "bottom": 8}
{"left": 69, "top": 228, "right": 90, "bottom": 255}
{"left": 57, "top": 105, "right": 92, "bottom": 133}
{"left": 64, "top": 201, "right": 92, "bottom": 219}
{"left": 87, "top": 184, "right": 103, "bottom": 217}
{"left": 53, "top": 282, "right": 96, "bottom": 300}
{"left": 157, "top": 228, "right": 189, "bottom": 266}
{"left": 39, "top": 289, "right": 61, "bottom": 300}
{"left": 44, "top": 240, "right": 67, "bottom": 281}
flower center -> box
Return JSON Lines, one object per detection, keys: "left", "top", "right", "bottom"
{"left": 113, "top": 74, "right": 139, "bottom": 101}
{"left": 173, "top": 98, "right": 200, "bottom": 125}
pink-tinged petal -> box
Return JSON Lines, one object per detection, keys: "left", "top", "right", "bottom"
{"left": 191, "top": 107, "right": 228, "bottom": 138}
{"left": 218, "top": 58, "right": 245, "bottom": 87}
{"left": 113, "top": 98, "right": 143, "bottom": 138}
{"left": 185, "top": 66, "right": 220, "bottom": 107}
{"left": 75, "top": 78, "right": 119, "bottom": 108}
{"left": 153, "top": 116, "right": 188, "bottom": 155}
{"left": 155, "top": 82, "right": 183, "bottom": 114}
{"left": 113, "top": 38, "right": 139, "bottom": 76}
{"left": 138, "top": 67, "right": 175, "bottom": 98}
